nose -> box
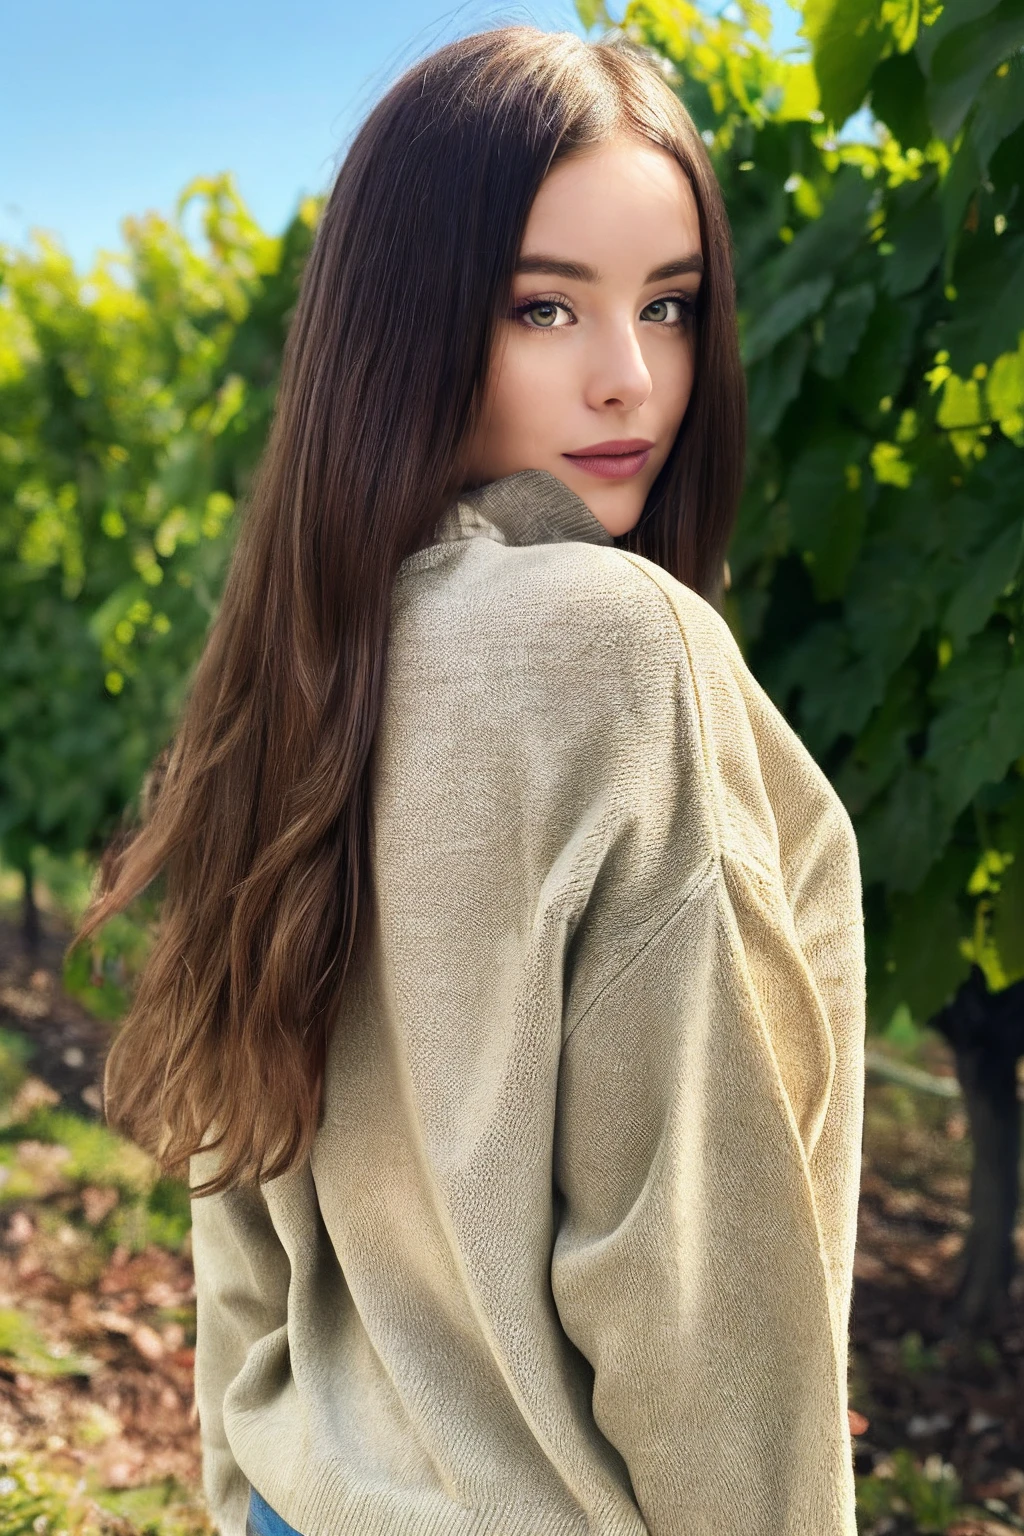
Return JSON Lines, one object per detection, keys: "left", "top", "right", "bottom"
{"left": 583, "top": 317, "right": 653, "bottom": 413}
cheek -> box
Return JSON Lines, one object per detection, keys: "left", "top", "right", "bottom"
{"left": 489, "top": 337, "right": 565, "bottom": 431}
{"left": 653, "top": 335, "right": 697, "bottom": 423}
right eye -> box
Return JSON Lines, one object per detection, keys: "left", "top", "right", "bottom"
{"left": 511, "top": 298, "right": 575, "bottom": 330}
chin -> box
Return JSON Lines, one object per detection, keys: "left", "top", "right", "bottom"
{"left": 599, "top": 510, "right": 643, "bottom": 539}
{"left": 573, "top": 486, "right": 647, "bottom": 540}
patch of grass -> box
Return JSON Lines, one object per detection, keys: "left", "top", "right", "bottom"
{"left": 0, "top": 1107, "right": 156, "bottom": 1198}
{"left": 0, "top": 1082, "right": 192, "bottom": 1255}
{"left": 70, "top": 1401, "right": 122, "bottom": 1450}
{"left": 143, "top": 1178, "right": 192, "bottom": 1253}
{"left": 0, "top": 1033, "right": 31, "bottom": 1107}
{"left": 856, "top": 1447, "right": 965, "bottom": 1534}
{"left": 99, "top": 1184, "right": 190, "bottom": 1259}
{"left": 0, "top": 1445, "right": 214, "bottom": 1536}
{"left": 898, "top": 1329, "right": 943, "bottom": 1376}
{"left": 0, "top": 1096, "right": 192, "bottom": 1257}
{"left": 0, "top": 1306, "right": 99, "bottom": 1380}
{"left": 91, "top": 1474, "right": 210, "bottom": 1536}
{"left": 0, "top": 1454, "right": 67, "bottom": 1536}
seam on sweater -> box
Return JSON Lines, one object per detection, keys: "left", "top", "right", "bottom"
{"left": 561, "top": 853, "right": 718, "bottom": 1051}
{"left": 561, "top": 553, "right": 848, "bottom": 1363}
{"left": 713, "top": 853, "right": 846, "bottom": 1358}
{"left": 560, "top": 550, "right": 740, "bottom": 1053}
{"left": 607, "top": 553, "right": 846, "bottom": 1059}
{"left": 556, "top": 850, "right": 846, "bottom": 1384}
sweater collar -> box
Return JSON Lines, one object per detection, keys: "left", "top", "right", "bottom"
{"left": 447, "top": 468, "right": 614, "bottom": 549}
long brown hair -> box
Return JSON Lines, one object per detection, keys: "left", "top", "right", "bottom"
{"left": 74, "top": 25, "right": 746, "bottom": 1198}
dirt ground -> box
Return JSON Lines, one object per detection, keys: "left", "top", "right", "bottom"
{"left": 0, "top": 908, "right": 1022, "bottom": 1535}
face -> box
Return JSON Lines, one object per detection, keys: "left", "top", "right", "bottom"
{"left": 462, "top": 134, "right": 703, "bottom": 538}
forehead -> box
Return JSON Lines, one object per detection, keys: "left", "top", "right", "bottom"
{"left": 521, "top": 138, "right": 701, "bottom": 263}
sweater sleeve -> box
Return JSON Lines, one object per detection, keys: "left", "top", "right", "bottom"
{"left": 549, "top": 559, "right": 865, "bottom": 1536}
{"left": 189, "top": 1148, "right": 292, "bottom": 1536}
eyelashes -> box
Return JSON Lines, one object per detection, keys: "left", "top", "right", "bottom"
{"left": 510, "top": 291, "right": 698, "bottom": 332}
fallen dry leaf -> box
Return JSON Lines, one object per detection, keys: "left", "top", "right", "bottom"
{"left": 129, "top": 1323, "right": 165, "bottom": 1362}
{"left": 95, "top": 1309, "right": 135, "bottom": 1336}
{"left": 5, "top": 1210, "right": 35, "bottom": 1246}
{"left": 81, "top": 1185, "right": 120, "bottom": 1225}
{"left": 6, "top": 1076, "right": 60, "bottom": 1120}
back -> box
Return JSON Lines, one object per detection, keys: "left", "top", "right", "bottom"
{"left": 189, "top": 471, "right": 865, "bottom": 1536}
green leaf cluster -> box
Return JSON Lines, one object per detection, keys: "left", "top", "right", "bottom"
{"left": 593, "top": 0, "right": 1024, "bottom": 1024}
{"left": 853, "top": 1445, "right": 962, "bottom": 1532}
{"left": 0, "top": 176, "right": 318, "bottom": 873}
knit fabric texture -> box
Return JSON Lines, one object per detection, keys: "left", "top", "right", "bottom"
{"left": 189, "top": 467, "right": 866, "bottom": 1536}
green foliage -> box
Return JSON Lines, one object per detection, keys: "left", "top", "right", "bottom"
{"left": 596, "top": 0, "right": 1024, "bottom": 1024}
{"left": 0, "top": 1103, "right": 156, "bottom": 1199}
{"left": 23, "top": 847, "right": 96, "bottom": 929}
{"left": 0, "top": 1030, "right": 31, "bottom": 1104}
{"left": 0, "top": 175, "right": 318, "bottom": 878}
{"left": 854, "top": 1446, "right": 962, "bottom": 1533}
{"left": 3, "top": 0, "right": 1022, "bottom": 1044}
{"left": 0, "top": 1458, "right": 68, "bottom": 1536}
{"left": 96, "top": 1475, "right": 208, "bottom": 1536}
{"left": 0, "top": 1025, "right": 192, "bottom": 1255}
{"left": 0, "top": 1449, "right": 211, "bottom": 1536}
{"left": 0, "top": 1306, "right": 97, "bottom": 1379}
{"left": 62, "top": 900, "right": 155, "bottom": 1021}
{"left": 143, "top": 1175, "right": 194, "bottom": 1251}
{"left": 898, "top": 1327, "right": 943, "bottom": 1374}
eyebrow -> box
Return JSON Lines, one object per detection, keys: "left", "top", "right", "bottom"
{"left": 514, "top": 253, "right": 704, "bottom": 283}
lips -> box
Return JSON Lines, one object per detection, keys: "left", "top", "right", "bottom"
{"left": 562, "top": 439, "right": 655, "bottom": 481}
{"left": 565, "top": 438, "right": 655, "bottom": 456}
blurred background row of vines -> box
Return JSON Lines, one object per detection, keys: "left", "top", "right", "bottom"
{"left": 3, "top": 0, "right": 1022, "bottom": 1031}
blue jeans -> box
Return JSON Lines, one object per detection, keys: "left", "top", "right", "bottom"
{"left": 246, "top": 1487, "right": 303, "bottom": 1536}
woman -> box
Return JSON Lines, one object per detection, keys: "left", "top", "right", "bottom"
{"left": 76, "top": 25, "right": 865, "bottom": 1536}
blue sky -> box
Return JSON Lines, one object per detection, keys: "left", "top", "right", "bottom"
{"left": 2, "top": 0, "right": 805, "bottom": 274}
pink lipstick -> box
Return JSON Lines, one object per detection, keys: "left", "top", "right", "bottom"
{"left": 562, "top": 438, "right": 654, "bottom": 480}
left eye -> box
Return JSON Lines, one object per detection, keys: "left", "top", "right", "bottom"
{"left": 642, "top": 298, "right": 690, "bottom": 323}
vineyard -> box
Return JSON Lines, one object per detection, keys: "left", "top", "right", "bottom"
{"left": 0, "top": 0, "right": 1023, "bottom": 1530}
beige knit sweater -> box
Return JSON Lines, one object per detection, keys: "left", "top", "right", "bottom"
{"left": 189, "top": 468, "right": 866, "bottom": 1536}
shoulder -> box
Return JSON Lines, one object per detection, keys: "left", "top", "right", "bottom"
{"left": 602, "top": 547, "right": 746, "bottom": 673}
{"left": 388, "top": 542, "right": 710, "bottom": 800}
{"left": 455, "top": 537, "right": 729, "bottom": 675}
{"left": 511, "top": 542, "right": 741, "bottom": 667}
{"left": 528, "top": 543, "right": 754, "bottom": 729}
{"left": 397, "top": 535, "right": 753, "bottom": 742}
{"left": 595, "top": 549, "right": 859, "bottom": 882}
